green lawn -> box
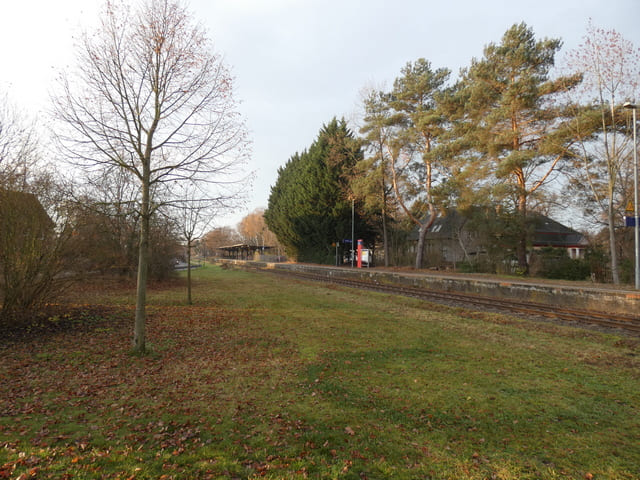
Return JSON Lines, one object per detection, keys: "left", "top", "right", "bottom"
{"left": 1, "top": 264, "right": 638, "bottom": 479}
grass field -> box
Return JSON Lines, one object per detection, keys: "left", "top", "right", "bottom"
{"left": 1, "top": 264, "right": 639, "bottom": 479}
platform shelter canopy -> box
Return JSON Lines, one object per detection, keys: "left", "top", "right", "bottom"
{"left": 216, "top": 244, "right": 274, "bottom": 260}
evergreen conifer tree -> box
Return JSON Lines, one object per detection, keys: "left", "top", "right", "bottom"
{"left": 265, "top": 119, "right": 371, "bottom": 263}
{"left": 451, "top": 23, "right": 582, "bottom": 273}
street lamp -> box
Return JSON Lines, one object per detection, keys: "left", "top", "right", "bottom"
{"left": 623, "top": 102, "right": 639, "bottom": 289}
{"left": 351, "top": 197, "right": 355, "bottom": 268}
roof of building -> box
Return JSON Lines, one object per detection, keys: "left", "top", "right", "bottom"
{"left": 425, "top": 210, "right": 467, "bottom": 239}
{"left": 216, "top": 244, "right": 275, "bottom": 253}
{"left": 424, "top": 210, "right": 587, "bottom": 248}
{"left": 0, "top": 189, "right": 53, "bottom": 228}
{"left": 530, "top": 215, "right": 588, "bottom": 248}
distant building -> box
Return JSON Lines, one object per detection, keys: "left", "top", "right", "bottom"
{"left": 529, "top": 215, "right": 589, "bottom": 260}
{"left": 0, "top": 189, "right": 53, "bottom": 237}
{"left": 216, "top": 243, "right": 276, "bottom": 261}
{"left": 423, "top": 210, "right": 588, "bottom": 267}
{"left": 0, "top": 189, "right": 56, "bottom": 290}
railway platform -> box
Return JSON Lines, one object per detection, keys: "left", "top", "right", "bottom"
{"left": 216, "top": 259, "right": 640, "bottom": 318}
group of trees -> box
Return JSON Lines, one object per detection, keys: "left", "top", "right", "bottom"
{"left": 266, "top": 22, "right": 639, "bottom": 281}
{"left": 68, "top": 173, "right": 183, "bottom": 281}
{"left": 1, "top": 7, "right": 639, "bottom": 355}
{"left": 0, "top": 96, "right": 75, "bottom": 321}
{"left": 1, "top": 0, "right": 249, "bottom": 353}
{"left": 196, "top": 209, "right": 283, "bottom": 259}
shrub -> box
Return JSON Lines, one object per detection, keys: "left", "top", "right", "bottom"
{"left": 0, "top": 190, "right": 71, "bottom": 323}
{"left": 534, "top": 247, "right": 590, "bottom": 281}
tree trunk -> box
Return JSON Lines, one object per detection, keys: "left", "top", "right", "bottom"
{"left": 414, "top": 204, "right": 436, "bottom": 270}
{"left": 382, "top": 213, "right": 389, "bottom": 267}
{"left": 187, "top": 239, "right": 193, "bottom": 305}
{"left": 133, "top": 170, "right": 150, "bottom": 354}
{"left": 380, "top": 156, "right": 390, "bottom": 268}
{"left": 516, "top": 191, "right": 529, "bottom": 275}
{"left": 516, "top": 234, "right": 528, "bottom": 275}
{"left": 456, "top": 221, "right": 470, "bottom": 263}
{"left": 415, "top": 223, "right": 428, "bottom": 269}
{"left": 382, "top": 193, "right": 390, "bottom": 267}
{"left": 608, "top": 198, "right": 620, "bottom": 284}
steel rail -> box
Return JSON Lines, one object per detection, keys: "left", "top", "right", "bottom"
{"left": 265, "top": 268, "right": 640, "bottom": 335}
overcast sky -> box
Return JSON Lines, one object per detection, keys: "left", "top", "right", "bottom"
{"left": 1, "top": 0, "right": 639, "bottom": 228}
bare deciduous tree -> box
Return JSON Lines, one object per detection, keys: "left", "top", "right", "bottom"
{"left": 0, "top": 94, "right": 38, "bottom": 190}
{"left": 237, "top": 208, "right": 283, "bottom": 259}
{"left": 54, "top": 0, "right": 250, "bottom": 352}
{"left": 563, "top": 21, "right": 640, "bottom": 284}
{"left": 169, "top": 182, "right": 221, "bottom": 305}
{"left": 201, "top": 226, "right": 242, "bottom": 258}
{"left": 0, "top": 95, "right": 74, "bottom": 321}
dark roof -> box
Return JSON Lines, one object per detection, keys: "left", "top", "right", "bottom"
{"left": 424, "top": 210, "right": 587, "bottom": 248}
{"left": 0, "top": 190, "right": 53, "bottom": 228}
{"left": 425, "top": 210, "right": 467, "bottom": 239}
{"left": 217, "top": 244, "right": 275, "bottom": 251}
{"left": 530, "top": 215, "right": 588, "bottom": 248}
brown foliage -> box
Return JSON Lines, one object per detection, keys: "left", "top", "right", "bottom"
{"left": 237, "top": 208, "right": 281, "bottom": 247}
{"left": 0, "top": 190, "right": 70, "bottom": 320}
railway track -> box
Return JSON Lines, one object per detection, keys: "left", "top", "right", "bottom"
{"left": 265, "top": 268, "right": 640, "bottom": 336}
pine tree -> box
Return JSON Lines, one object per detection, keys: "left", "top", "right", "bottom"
{"left": 388, "top": 59, "right": 451, "bottom": 269}
{"left": 356, "top": 89, "right": 399, "bottom": 266}
{"left": 452, "top": 23, "right": 582, "bottom": 273}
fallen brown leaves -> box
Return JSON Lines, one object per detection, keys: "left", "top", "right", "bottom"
{"left": 4, "top": 271, "right": 637, "bottom": 478}
{"left": 0, "top": 295, "right": 303, "bottom": 478}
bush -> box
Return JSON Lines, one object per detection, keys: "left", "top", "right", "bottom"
{"left": 0, "top": 190, "right": 71, "bottom": 323}
{"left": 584, "top": 245, "right": 609, "bottom": 283}
{"left": 534, "top": 248, "right": 590, "bottom": 281}
{"left": 457, "top": 258, "right": 496, "bottom": 274}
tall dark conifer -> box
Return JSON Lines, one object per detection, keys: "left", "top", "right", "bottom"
{"left": 265, "top": 118, "right": 369, "bottom": 263}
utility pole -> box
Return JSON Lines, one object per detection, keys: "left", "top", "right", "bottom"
{"left": 623, "top": 102, "right": 639, "bottom": 289}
